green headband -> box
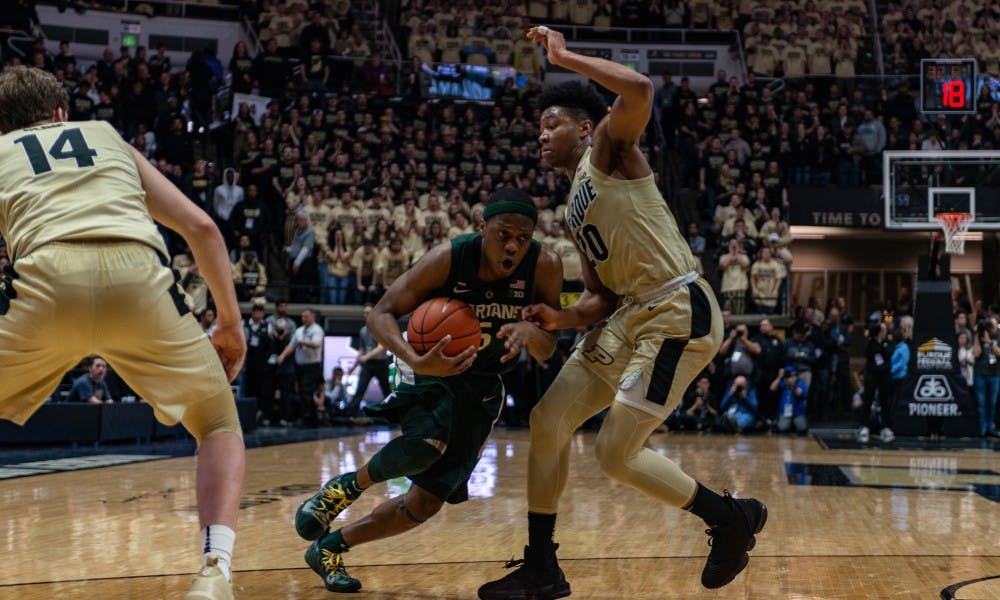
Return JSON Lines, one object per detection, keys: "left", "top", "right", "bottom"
{"left": 483, "top": 201, "right": 538, "bottom": 224}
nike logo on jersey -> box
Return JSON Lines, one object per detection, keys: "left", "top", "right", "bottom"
{"left": 453, "top": 282, "right": 472, "bottom": 294}
{"left": 647, "top": 302, "right": 662, "bottom": 311}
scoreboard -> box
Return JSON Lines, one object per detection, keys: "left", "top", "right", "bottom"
{"left": 920, "top": 58, "right": 977, "bottom": 114}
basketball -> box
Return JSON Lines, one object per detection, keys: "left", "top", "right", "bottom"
{"left": 407, "top": 297, "right": 482, "bottom": 356}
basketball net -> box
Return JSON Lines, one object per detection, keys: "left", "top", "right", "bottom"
{"left": 934, "top": 212, "right": 972, "bottom": 255}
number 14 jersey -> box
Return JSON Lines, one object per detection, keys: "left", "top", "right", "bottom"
{"left": 0, "top": 120, "right": 167, "bottom": 262}
{"left": 564, "top": 147, "right": 697, "bottom": 298}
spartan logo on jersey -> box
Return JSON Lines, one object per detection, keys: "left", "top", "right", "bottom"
{"left": 470, "top": 302, "right": 522, "bottom": 321}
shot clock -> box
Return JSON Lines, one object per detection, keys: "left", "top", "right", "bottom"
{"left": 920, "top": 58, "right": 977, "bottom": 114}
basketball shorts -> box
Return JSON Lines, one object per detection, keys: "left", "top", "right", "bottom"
{"left": 567, "top": 277, "right": 723, "bottom": 419}
{"left": 365, "top": 373, "right": 503, "bottom": 504}
{"left": 0, "top": 242, "right": 238, "bottom": 438}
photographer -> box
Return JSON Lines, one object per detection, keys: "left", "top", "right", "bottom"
{"left": 973, "top": 318, "right": 1000, "bottom": 437}
{"left": 668, "top": 376, "right": 720, "bottom": 432}
{"left": 719, "top": 322, "right": 758, "bottom": 384}
{"left": 721, "top": 375, "right": 758, "bottom": 433}
{"left": 771, "top": 366, "right": 808, "bottom": 434}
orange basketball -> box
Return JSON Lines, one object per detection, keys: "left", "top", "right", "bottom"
{"left": 407, "top": 297, "right": 482, "bottom": 356}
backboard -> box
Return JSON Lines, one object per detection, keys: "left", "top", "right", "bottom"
{"left": 884, "top": 151, "right": 1000, "bottom": 230}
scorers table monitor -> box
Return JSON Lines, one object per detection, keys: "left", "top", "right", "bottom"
{"left": 920, "top": 58, "right": 977, "bottom": 114}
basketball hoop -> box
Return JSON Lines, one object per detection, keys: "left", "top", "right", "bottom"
{"left": 935, "top": 212, "right": 973, "bottom": 255}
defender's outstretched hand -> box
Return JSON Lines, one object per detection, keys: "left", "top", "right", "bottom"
{"left": 522, "top": 303, "right": 564, "bottom": 332}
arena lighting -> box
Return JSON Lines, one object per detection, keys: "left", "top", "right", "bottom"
{"left": 790, "top": 226, "right": 983, "bottom": 241}
{"left": 789, "top": 226, "right": 827, "bottom": 239}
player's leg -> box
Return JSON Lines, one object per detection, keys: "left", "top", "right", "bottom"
{"left": 305, "top": 378, "right": 500, "bottom": 592}
{"left": 295, "top": 383, "right": 452, "bottom": 540}
{"left": 480, "top": 342, "right": 620, "bottom": 600}
{"left": 94, "top": 243, "right": 244, "bottom": 600}
{"left": 591, "top": 286, "right": 722, "bottom": 503}
{"left": 304, "top": 484, "right": 444, "bottom": 593}
{"left": 528, "top": 359, "right": 617, "bottom": 513}
{"left": 595, "top": 280, "right": 765, "bottom": 589}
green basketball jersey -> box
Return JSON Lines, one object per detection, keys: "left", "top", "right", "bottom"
{"left": 437, "top": 232, "right": 540, "bottom": 376}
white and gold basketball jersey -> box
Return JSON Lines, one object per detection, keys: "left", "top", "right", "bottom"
{"left": 0, "top": 120, "right": 167, "bottom": 261}
{"left": 565, "top": 147, "right": 697, "bottom": 297}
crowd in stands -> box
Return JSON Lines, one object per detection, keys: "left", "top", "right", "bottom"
{"left": 2, "top": 0, "right": 998, "bottom": 433}
{"left": 882, "top": 1, "right": 999, "bottom": 79}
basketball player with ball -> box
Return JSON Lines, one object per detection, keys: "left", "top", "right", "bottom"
{"left": 293, "top": 188, "right": 563, "bottom": 593}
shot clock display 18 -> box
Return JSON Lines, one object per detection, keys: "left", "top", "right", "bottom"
{"left": 920, "top": 58, "right": 977, "bottom": 114}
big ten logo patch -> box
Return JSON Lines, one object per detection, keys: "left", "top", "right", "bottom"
{"left": 581, "top": 343, "right": 614, "bottom": 365}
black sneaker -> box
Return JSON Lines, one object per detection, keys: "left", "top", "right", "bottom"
{"left": 478, "top": 544, "right": 571, "bottom": 600}
{"left": 701, "top": 491, "right": 768, "bottom": 589}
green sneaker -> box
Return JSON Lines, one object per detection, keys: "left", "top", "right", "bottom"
{"left": 304, "top": 540, "right": 362, "bottom": 593}
{"left": 295, "top": 473, "right": 361, "bottom": 540}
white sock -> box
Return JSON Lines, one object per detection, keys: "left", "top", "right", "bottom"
{"left": 200, "top": 525, "right": 236, "bottom": 582}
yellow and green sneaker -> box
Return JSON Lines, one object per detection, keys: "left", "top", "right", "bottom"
{"left": 295, "top": 473, "right": 361, "bottom": 540}
{"left": 304, "top": 540, "right": 362, "bottom": 593}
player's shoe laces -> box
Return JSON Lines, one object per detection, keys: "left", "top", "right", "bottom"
{"left": 478, "top": 544, "right": 571, "bottom": 600}
{"left": 295, "top": 474, "right": 361, "bottom": 540}
{"left": 184, "top": 555, "right": 234, "bottom": 600}
{"left": 701, "top": 491, "right": 768, "bottom": 589}
{"left": 304, "top": 540, "right": 362, "bottom": 593}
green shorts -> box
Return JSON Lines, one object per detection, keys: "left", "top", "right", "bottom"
{"left": 364, "top": 373, "right": 503, "bottom": 504}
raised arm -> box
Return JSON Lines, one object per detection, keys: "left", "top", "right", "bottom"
{"left": 367, "top": 243, "right": 476, "bottom": 377}
{"left": 527, "top": 26, "right": 653, "bottom": 146}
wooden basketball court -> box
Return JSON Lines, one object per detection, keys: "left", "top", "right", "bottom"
{"left": 3, "top": 428, "right": 1000, "bottom": 599}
